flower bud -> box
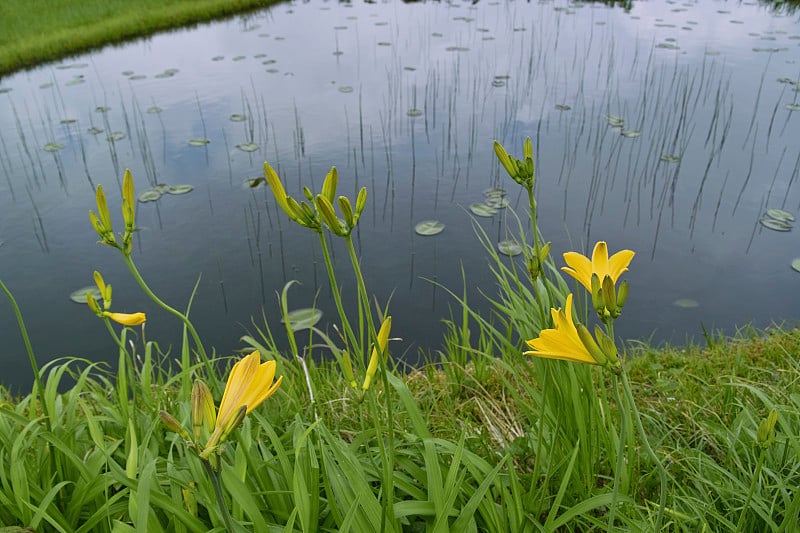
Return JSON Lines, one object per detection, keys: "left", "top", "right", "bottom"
{"left": 362, "top": 316, "right": 392, "bottom": 391}
{"left": 594, "top": 325, "right": 620, "bottom": 371}
{"left": 93, "top": 271, "right": 112, "bottom": 310}
{"left": 576, "top": 323, "right": 607, "bottom": 367}
{"left": 315, "top": 195, "right": 347, "bottom": 236}
{"left": 264, "top": 162, "right": 293, "bottom": 217}
{"left": 338, "top": 196, "right": 355, "bottom": 229}
{"left": 160, "top": 411, "right": 190, "bottom": 440}
{"left": 302, "top": 186, "right": 314, "bottom": 202}
{"left": 616, "top": 280, "right": 629, "bottom": 310}
{"left": 757, "top": 409, "right": 778, "bottom": 449}
{"left": 322, "top": 166, "right": 338, "bottom": 203}
{"left": 122, "top": 168, "right": 136, "bottom": 234}
{"left": 355, "top": 187, "right": 367, "bottom": 220}
{"left": 86, "top": 293, "right": 101, "bottom": 315}
{"left": 103, "top": 311, "right": 146, "bottom": 326}
{"left": 191, "top": 380, "right": 215, "bottom": 442}
{"left": 602, "top": 275, "right": 618, "bottom": 317}
{"left": 591, "top": 274, "right": 605, "bottom": 314}
{"left": 493, "top": 141, "right": 517, "bottom": 179}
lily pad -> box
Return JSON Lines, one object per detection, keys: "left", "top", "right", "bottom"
{"left": 555, "top": 104, "right": 571, "bottom": 111}
{"left": 107, "top": 131, "right": 125, "bottom": 141}
{"left": 498, "top": 240, "right": 523, "bottom": 256}
{"left": 660, "top": 154, "right": 681, "bottom": 162}
{"left": 167, "top": 185, "right": 194, "bottom": 195}
{"left": 415, "top": 220, "right": 445, "bottom": 236}
{"left": 153, "top": 183, "right": 172, "bottom": 193}
{"left": 673, "top": 298, "right": 699, "bottom": 308}
{"left": 407, "top": 108, "right": 423, "bottom": 117}
{"left": 486, "top": 197, "right": 510, "bottom": 209}
{"left": 69, "top": 286, "right": 102, "bottom": 304}
{"left": 470, "top": 203, "right": 497, "bottom": 217}
{"left": 483, "top": 187, "right": 506, "bottom": 198}
{"left": 138, "top": 189, "right": 162, "bottom": 203}
{"left": 786, "top": 103, "right": 800, "bottom": 111}
{"left": 338, "top": 86, "right": 354, "bottom": 93}
{"left": 229, "top": 114, "right": 247, "bottom": 122}
{"left": 128, "top": 75, "right": 146, "bottom": 80}
{"left": 766, "top": 208, "right": 795, "bottom": 222}
{"left": 244, "top": 177, "right": 266, "bottom": 188}
{"left": 759, "top": 217, "right": 792, "bottom": 231}
{"left": 188, "top": 138, "right": 211, "bottom": 146}
{"left": 281, "top": 308, "right": 323, "bottom": 331}
{"left": 621, "top": 129, "right": 641, "bottom": 138}
{"left": 43, "top": 142, "right": 64, "bottom": 152}
{"left": 60, "top": 118, "right": 77, "bottom": 124}
{"left": 792, "top": 258, "right": 800, "bottom": 273}
{"left": 606, "top": 115, "right": 625, "bottom": 127}
{"left": 236, "top": 143, "right": 259, "bottom": 152}
{"left": 87, "top": 127, "right": 104, "bottom": 134}
{"left": 146, "top": 106, "right": 162, "bottom": 114}
{"left": 95, "top": 106, "right": 111, "bottom": 113}
{"left": 491, "top": 80, "right": 506, "bottom": 87}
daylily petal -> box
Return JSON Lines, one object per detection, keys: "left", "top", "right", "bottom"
{"left": 103, "top": 311, "right": 146, "bottom": 326}
{"left": 608, "top": 249, "right": 635, "bottom": 283}
{"left": 524, "top": 294, "right": 599, "bottom": 365}
{"left": 561, "top": 251, "right": 593, "bottom": 291}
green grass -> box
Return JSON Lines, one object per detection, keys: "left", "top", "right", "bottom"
{"left": 0, "top": 0, "right": 281, "bottom": 76}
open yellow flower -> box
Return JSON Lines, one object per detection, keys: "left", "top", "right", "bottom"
{"left": 102, "top": 311, "right": 146, "bottom": 326}
{"left": 524, "top": 294, "right": 599, "bottom": 365}
{"left": 561, "top": 241, "right": 635, "bottom": 292}
{"left": 214, "top": 351, "right": 283, "bottom": 437}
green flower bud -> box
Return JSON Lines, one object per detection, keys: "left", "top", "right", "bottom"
{"left": 322, "top": 166, "right": 338, "bottom": 203}
{"left": 602, "top": 275, "right": 618, "bottom": 317}
{"left": 576, "top": 323, "right": 608, "bottom": 367}
{"left": 315, "top": 195, "right": 348, "bottom": 236}
{"left": 191, "top": 380, "right": 215, "bottom": 442}
{"left": 302, "top": 186, "right": 314, "bottom": 202}
{"left": 616, "top": 280, "right": 629, "bottom": 310}
{"left": 160, "top": 410, "right": 191, "bottom": 440}
{"left": 757, "top": 409, "right": 778, "bottom": 449}
{"left": 493, "top": 141, "right": 517, "bottom": 179}
{"left": 591, "top": 274, "right": 605, "bottom": 314}
{"left": 338, "top": 196, "right": 355, "bottom": 229}
{"left": 355, "top": 187, "right": 368, "bottom": 220}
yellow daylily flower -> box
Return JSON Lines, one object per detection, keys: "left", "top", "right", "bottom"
{"left": 524, "top": 294, "right": 598, "bottom": 365}
{"left": 213, "top": 351, "right": 283, "bottom": 438}
{"left": 102, "top": 311, "right": 146, "bottom": 326}
{"left": 561, "top": 241, "right": 635, "bottom": 292}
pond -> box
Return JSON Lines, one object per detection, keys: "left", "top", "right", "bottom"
{"left": 1, "top": 0, "right": 799, "bottom": 389}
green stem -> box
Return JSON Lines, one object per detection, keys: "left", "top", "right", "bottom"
{"left": 318, "top": 232, "right": 360, "bottom": 357}
{"left": 608, "top": 373, "right": 627, "bottom": 532}
{"left": 0, "top": 278, "right": 50, "bottom": 427}
{"left": 620, "top": 370, "right": 668, "bottom": 531}
{"left": 736, "top": 448, "right": 766, "bottom": 533}
{"left": 202, "top": 460, "right": 238, "bottom": 533}
{"left": 122, "top": 255, "right": 216, "bottom": 386}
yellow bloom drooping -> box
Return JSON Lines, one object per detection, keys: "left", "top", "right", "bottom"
{"left": 214, "top": 351, "right": 283, "bottom": 436}
{"left": 561, "top": 241, "right": 635, "bottom": 292}
{"left": 103, "top": 311, "right": 146, "bottom": 326}
{"left": 524, "top": 294, "right": 600, "bottom": 365}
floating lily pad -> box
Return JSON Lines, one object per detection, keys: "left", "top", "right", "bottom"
{"left": 407, "top": 108, "right": 423, "bottom": 117}
{"left": 792, "top": 258, "right": 800, "bottom": 273}
{"left": 87, "top": 127, "right": 104, "bottom": 134}
{"left": 60, "top": 118, "right": 77, "bottom": 124}
{"left": 483, "top": 187, "right": 506, "bottom": 198}
{"left": 138, "top": 189, "right": 162, "bottom": 203}
{"left": 0, "top": 87, "right": 12, "bottom": 94}
{"left": 146, "top": 106, "right": 162, "bottom": 114}
{"left": 245, "top": 177, "right": 266, "bottom": 188}
{"left": 766, "top": 208, "right": 795, "bottom": 222}
{"left": 43, "top": 142, "right": 64, "bottom": 152}
{"left": 107, "top": 132, "right": 125, "bottom": 141}
{"left": 188, "top": 138, "right": 211, "bottom": 146}
{"left": 95, "top": 106, "right": 111, "bottom": 113}
{"left": 167, "top": 185, "right": 194, "bottom": 195}
{"left": 236, "top": 143, "right": 259, "bottom": 152}
{"left": 470, "top": 203, "right": 497, "bottom": 217}
{"left": 555, "top": 104, "right": 571, "bottom": 111}
{"left": 121, "top": 70, "right": 135, "bottom": 76}
{"left": 128, "top": 74, "right": 146, "bottom": 80}
{"left": 39, "top": 83, "right": 53, "bottom": 89}
{"left": 606, "top": 115, "right": 625, "bottom": 127}
{"left": 415, "top": 220, "right": 445, "bottom": 236}
{"left": 212, "top": 56, "right": 225, "bottom": 61}
{"left": 491, "top": 80, "right": 506, "bottom": 87}
{"left": 673, "top": 298, "right": 699, "bottom": 308}
{"left": 660, "top": 154, "right": 681, "bottom": 162}
{"left": 153, "top": 184, "right": 172, "bottom": 194}
{"left": 281, "top": 308, "right": 323, "bottom": 331}
{"left": 621, "top": 129, "right": 641, "bottom": 138}
{"left": 69, "top": 286, "right": 102, "bottom": 304}
{"left": 65, "top": 78, "right": 85, "bottom": 86}
{"left": 338, "top": 86, "right": 354, "bottom": 93}
{"left": 786, "top": 103, "right": 800, "bottom": 111}
{"left": 498, "top": 240, "right": 523, "bottom": 256}
{"left": 445, "top": 46, "right": 470, "bottom": 52}
{"left": 486, "top": 197, "right": 510, "bottom": 209}
{"left": 759, "top": 217, "right": 792, "bottom": 231}
{"left": 229, "top": 114, "right": 247, "bottom": 122}
{"left": 232, "top": 55, "right": 246, "bottom": 61}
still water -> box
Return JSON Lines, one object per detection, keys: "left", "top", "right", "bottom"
{"left": 1, "top": 0, "right": 799, "bottom": 388}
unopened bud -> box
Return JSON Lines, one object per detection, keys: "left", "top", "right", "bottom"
{"left": 616, "top": 280, "right": 629, "bottom": 310}
{"left": 494, "top": 141, "right": 517, "bottom": 179}
{"left": 602, "top": 275, "right": 618, "bottom": 317}
{"left": 338, "top": 196, "right": 355, "bottom": 230}
{"left": 160, "top": 411, "right": 190, "bottom": 440}
{"left": 191, "top": 380, "right": 215, "bottom": 442}
{"left": 591, "top": 274, "right": 605, "bottom": 314}
{"left": 322, "top": 167, "right": 338, "bottom": 203}
{"left": 757, "top": 410, "right": 778, "bottom": 449}
{"left": 355, "top": 187, "right": 367, "bottom": 220}
{"left": 576, "top": 323, "right": 607, "bottom": 367}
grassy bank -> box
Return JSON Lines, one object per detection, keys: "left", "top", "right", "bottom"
{"left": 0, "top": 0, "right": 281, "bottom": 76}
{"left": 0, "top": 145, "right": 798, "bottom": 531}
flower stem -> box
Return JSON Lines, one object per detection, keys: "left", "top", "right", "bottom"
{"left": 202, "top": 460, "right": 239, "bottom": 533}
{"left": 608, "top": 373, "right": 627, "bottom": 532}
{"left": 620, "top": 370, "right": 668, "bottom": 531}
